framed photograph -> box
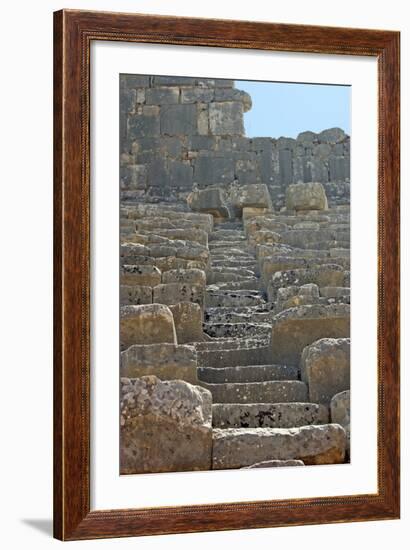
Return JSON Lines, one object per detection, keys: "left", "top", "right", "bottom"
{"left": 54, "top": 9, "right": 400, "bottom": 540}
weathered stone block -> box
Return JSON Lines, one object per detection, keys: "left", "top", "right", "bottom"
{"left": 121, "top": 343, "right": 198, "bottom": 383}
{"left": 249, "top": 230, "right": 281, "bottom": 249}
{"left": 181, "top": 87, "right": 214, "bottom": 103}
{"left": 168, "top": 160, "right": 193, "bottom": 189}
{"left": 121, "top": 265, "right": 162, "bottom": 286}
{"left": 194, "top": 155, "right": 234, "bottom": 184}
{"left": 242, "top": 207, "right": 272, "bottom": 220}
{"left": 286, "top": 182, "right": 328, "bottom": 211}
{"left": 209, "top": 102, "right": 244, "bottom": 135}
{"left": 279, "top": 149, "right": 293, "bottom": 185}
{"left": 212, "top": 402, "right": 329, "bottom": 429}
{"left": 120, "top": 88, "right": 136, "bottom": 113}
{"left": 128, "top": 113, "right": 160, "bottom": 138}
{"left": 153, "top": 283, "right": 205, "bottom": 308}
{"left": 268, "top": 265, "right": 345, "bottom": 301}
{"left": 318, "top": 127, "right": 346, "bottom": 143}
{"left": 201, "top": 380, "right": 307, "bottom": 404}
{"left": 120, "top": 164, "right": 147, "bottom": 190}
{"left": 120, "top": 304, "right": 176, "bottom": 350}
{"left": 297, "top": 130, "right": 317, "bottom": 143}
{"left": 120, "top": 285, "right": 153, "bottom": 305}
{"left": 187, "top": 187, "right": 230, "bottom": 218}
{"left": 145, "top": 87, "right": 179, "bottom": 104}
{"left": 120, "top": 376, "right": 212, "bottom": 473}
{"left": 160, "top": 104, "right": 197, "bottom": 135}
{"left": 214, "top": 88, "right": 252, "bottom": 111}
{"left": 120, "top": 74, "right": 150, "bottom": 88}
{"left": 169, "top": 302, "right": 205, "bottom": 343}
{"left": 230, "top": 184, "right": 272, "bottom": 214}
{"left": 212, "top": 424, "right": 347, "bottom": 469}
{"left": 162, "top": 268, "right": 206, "bottom": 286}
{"left": 235, "top": 159, "right": 260, "bottom": 184}
{"left": 331, "top": 389, "right": 350, "bottom": 453}
{"left": 301, "top": 338, "right": 350, "bottom": 404}
{"left": 152, "top": 76, "right": 196, "bottom": 86}
{"left": 271, "top": 304, "right": 350, "bottom": 365}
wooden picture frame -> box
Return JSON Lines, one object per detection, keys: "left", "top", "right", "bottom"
{"left": 53, "top": 9, "right": 400, "bottom": 540}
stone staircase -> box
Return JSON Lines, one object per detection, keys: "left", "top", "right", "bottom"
{"left": 193, "top": 219, "right": 342, "bottom": 469}
{"left": 119, "top": 188, "right": 350, "bottom": 474}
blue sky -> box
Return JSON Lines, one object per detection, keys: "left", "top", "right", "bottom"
{"left": 236, "top": 80, "right": 351, "bottom": 139}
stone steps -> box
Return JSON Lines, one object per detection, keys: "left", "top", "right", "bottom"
{"left": 198, "top": 364, "right": 299, "bottom": 383}
{"left": 205, "top": 308, "right": 273, "bottom": 325}
{"left": 208, "top": 241, "right": 248, "bottom": 250}
{"left": 205, "top": 290, "right": 266, "bottom": 308}
{"left": 200, "top": 380, "right": 308, "bottom": 404}
{"left": 196, "top": 344, "right": 272, "bottom": 368}
{"left": 208, "top": 279, "right": 261, "bottom": 291}
{"left": 203, "top": 322, "right": 271, "bottom": 339}
{"left": 207, "top": 272, "right": 257, "bottom": 284}
{"left": 212, "top": 402, "right": 329, "bottom": 429}
{"left": 211, "top": 259, "right": 259, "bottom": 270}
{"left": 199, "top": 219, "right": 348, "bottom": 469}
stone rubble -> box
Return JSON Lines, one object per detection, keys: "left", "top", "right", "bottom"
{"left": 119, "top": 75, "right": 351, "bottom": 473}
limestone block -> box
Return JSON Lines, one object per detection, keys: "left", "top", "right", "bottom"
{"left": 249, "top": 230, "right": 281, "bottom": 249}
{"left": 320, "top": 286, "right": 350, "bottom": 299}
{"left": 145, "top": 87, "right": 179, "bottom": 105}
{"left": 279, "top": 149, "right": 293, "bottom": 185}
{"left": 149, "top": 228, "right": 208, "bottom": 246}
{"left": 268, "top": 265, "right": 345, "bottom": 302}
{"left": 121, "top": 343, "right": 198, "bottom": 384}
{"left": 245, "top": 217, "right": 288, "bottom": 236}
{"left": 162, "top": 268, "right": 206, "bottom": 286}
{"left": 120, "top": 164, "right": 147, "bottom": 190}
{"left": 120, "top": 265, "right": 162, "bottom": 286}
{"left": 127, "top": 113, "right": 160, "bottom": 138}
{"left": 212, "top": 402, "right": 329, "bottom": 429}
{"left": 331, "top": 389, "right": 351, "bottom": 453}
{"left": 194, "top": 156, "right": 235, "bottom": 184}
{"left": 286, "top": 182, "right": 328, "bottom": 211}
{"left": 120, "top": 376, "right": 212, "bottom": 474}
{"left": 214, "top": 88, "right": 252, "bottom": 111}
{"left": 152, "top": 76, "right": 196, "bottom": 86}
{"left": 209, "top": 101, "right": 244, "bottom": 135}
{"left": 212, "top": 424, "right": 347, "bottom": 469}
{"left": 318, "top": 127, "right": 346, "bottom": 143}
{"left": 120, "top": 285, "right": 153, "bottom": 306}
{"left": 181, "top": 87, "right": 214, "bottom": 103}
{"left": 153, "top": 283, "right": 205, "bottom": 308}
{"left": 187, "top": 188, "right": 230, "bottom": 218}
{"left": 120, "top": 242, "right": 150, "bottom": 261}
{"left": 299, "top": 283, "right": 320, "bottom": 299}
{"left": 300, "top": 338, "right": 350, "bottom": 405}
{"left": 160, "top": 104, "right": 197, "bottom": 135}
{"left": 235, "top": 158, "right": 260, "bottom": 184}
{"left": 230, "top": 184, "right": 273, "bottom": 213}
{"left": 120, "top": 304, "right": 176, "bottom": 350}
{"left": 176, "top": 245, "right": 210, "bottom": 264}
{"left": 169, "top": 302, "right": 205, "bottom": 343}
{"left": 271, "top": 304, "right": 350, "bottom": 365}
{"left": 168, "top": 159, "right": 193, "bottom": 190}
{"left": 297, "top": 130, "right": 317, "bottom": 143}
{"left": 242, "top": 207, "right": 273, "bottom": 220}
{"left": 120, "top": 73, "right": 150, "bottom": 88}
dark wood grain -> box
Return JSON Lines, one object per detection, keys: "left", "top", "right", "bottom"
{"left": 53, "top": 9, "right": 400, "bottom": 541}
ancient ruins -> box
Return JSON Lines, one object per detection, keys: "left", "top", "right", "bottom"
{"left": 119, "top": 75, "right": 351, "bottom": 474}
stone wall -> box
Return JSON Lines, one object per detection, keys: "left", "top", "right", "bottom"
{"left": 120, "top": 75, "right": 350, "bottom": 209}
